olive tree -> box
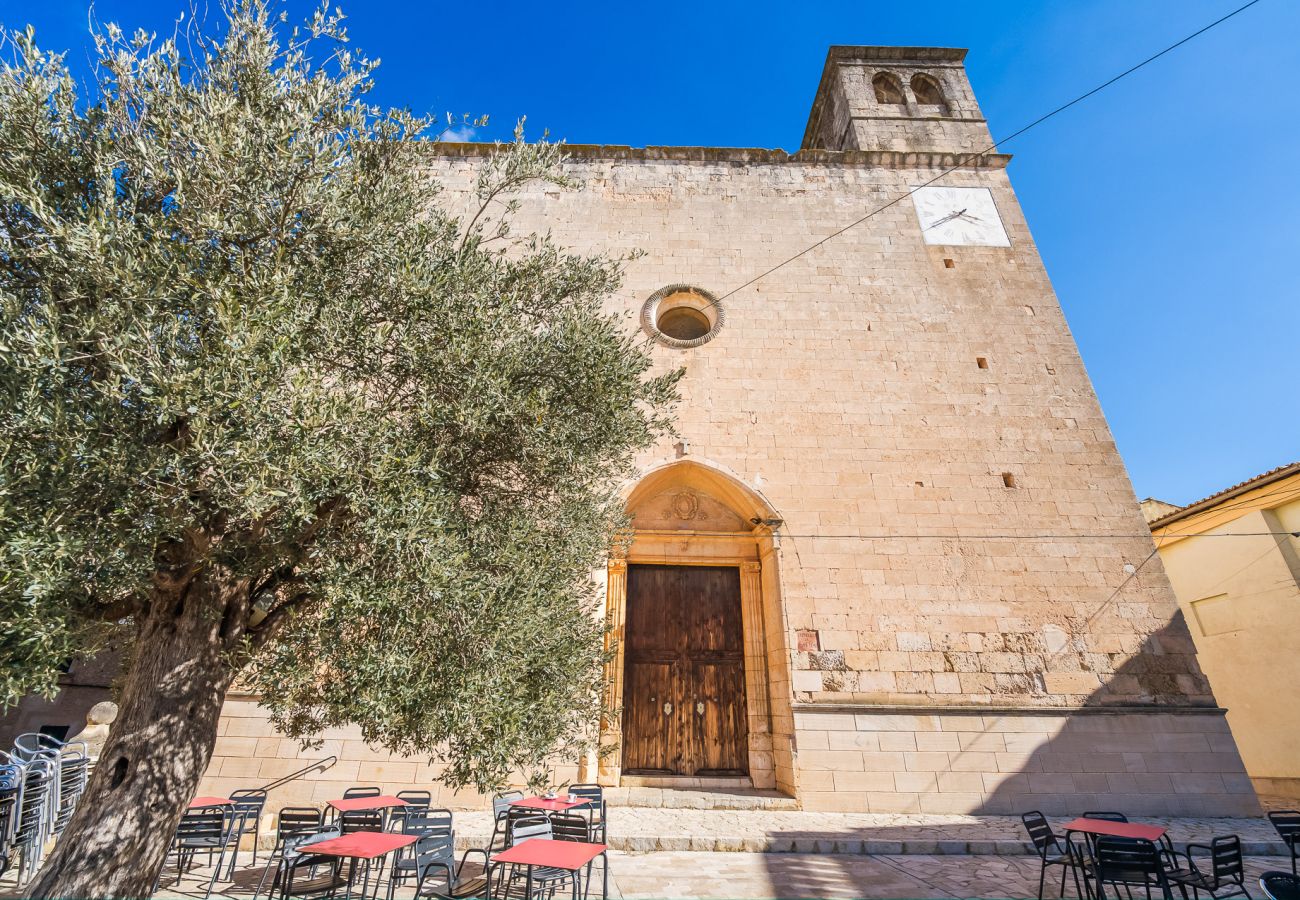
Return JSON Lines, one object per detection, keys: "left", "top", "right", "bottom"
{"left": 0, "top": 3, "right": 676, "bottom": 895}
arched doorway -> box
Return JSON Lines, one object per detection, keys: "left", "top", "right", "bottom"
{"left": 598, "top": 460, "right": 794, "bottom": 792}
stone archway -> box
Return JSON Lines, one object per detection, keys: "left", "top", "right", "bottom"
{"left": 597, "top": 459, "right": 795, "bottom": 793}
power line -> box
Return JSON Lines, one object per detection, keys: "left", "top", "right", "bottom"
{"left": 703, "top": 0, "right": 1265, "bottom": 309}
{"left": 767, "top": 530, "right": 1298, "bottom": 541}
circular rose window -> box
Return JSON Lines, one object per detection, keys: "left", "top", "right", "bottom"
{"left": 642, "top": 285, "right": 724, "bottom": 348}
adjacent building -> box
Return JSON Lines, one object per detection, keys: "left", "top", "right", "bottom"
{"left": 1147, "top": 462, "right": 1300, "bottom": 804}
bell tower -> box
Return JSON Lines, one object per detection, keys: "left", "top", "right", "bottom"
{"left": 801, "top": 46, "right": 993, "bottom": 154}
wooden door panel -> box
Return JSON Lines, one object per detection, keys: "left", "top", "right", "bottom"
{"left": 686, "top": 567, "right": 744, "bottom": 654}
{"left": 622, "top": 661, "right": 676, "bottom": 774}
{"left": 691, "top": 661, "right": 749, "bottom": 775}
{"left": 625, "top": 566, "right": 683, "bottom": 655}
{"left": 624, "top": 564, "right": 747, "bottom": 777}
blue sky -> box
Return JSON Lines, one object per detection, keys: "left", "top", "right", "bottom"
{"left": 8, "top": 0, "right": 1298, "bottom": 504}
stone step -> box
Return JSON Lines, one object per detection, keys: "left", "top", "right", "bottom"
{"left": 606, "top": 787, "right": 799, "bottom": 811}
{"left": 444, "top": 810, "right": 1290, "bottom": 857}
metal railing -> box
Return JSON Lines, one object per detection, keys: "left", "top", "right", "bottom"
{"left": 254, "top": 755, "right": 337, "bottom": 794}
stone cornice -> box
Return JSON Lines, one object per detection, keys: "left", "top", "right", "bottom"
{"left": 793, "top": 702, "right": 1229, "bottom": 716}
{"left": 826, "top": 45, "right": 969, "bottom": 65}
{"left": 425, "top": 142, "right": 1010, "bottom": 170}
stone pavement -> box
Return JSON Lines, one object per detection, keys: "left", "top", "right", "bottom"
{"left": 140, "top": 850, "right": 1292, "bottom": 900}
{"left": 446, "top": 810, "right": 1288, "bottom": 856}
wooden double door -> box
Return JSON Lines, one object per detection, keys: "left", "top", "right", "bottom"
{"left": 622, "top": 565, "right": 749, "bottom": 776}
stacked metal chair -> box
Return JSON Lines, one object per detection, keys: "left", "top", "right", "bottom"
{"left": 0, "top": 732, "right": 93, "bottom": 885}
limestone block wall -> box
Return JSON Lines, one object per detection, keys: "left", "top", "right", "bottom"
{"left": 197, "top": 697, "right": 576, "bottom": 815}
{"left": 792, "top": 707, "right": 1258, "bottom": 816}
{"left": 422, "top": 144, "right": 1211, "bottom": 712}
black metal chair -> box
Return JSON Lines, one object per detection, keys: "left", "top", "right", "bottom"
{"left": 1022, "top": 811, "right": 1090, "bottom": 900}
{"left": 268, "top": 828, "right": 347, "bottom": 900}
{"left": 225, "top": 788, "right": 269, "bottom": 877}
{"left": 1260, "top": 872, "right": 1300, "bottom": 900}
{"left": 252, "top": 807, "right": 325, "bottom": 900}
{"left": 340, "top": 808, "right": 385, "bottom": 834}
{"left": 1093, "top": 836, "right": 1176, "bottom": 900}
{"left": 411, "top": 834, "right": 489, "bottom": 899}
{"left": 1082, "top": 809, "right": 1174, "bottom": 852}
{"left": 1268, "top": 812, "right": 1300, "bottom": 877}
{"left": 343, "top": 786, "right": 382, "bottom": 799}
{"left": 567, "top": 784, "right": 606, "bottom": 842}
{"left": 505, "top": 814, "right": 574, "bottom": 898}
{"left": 168, "top": 807, "right": 235, "bottom": 900}
{"left": 391, "top": 790, "right": 433, "bottom": 831}
{"left": 477, "top": 792, "right": 526, "bottom": 860}
{"left": 1167, "top": 835, "right": 1251, "bottom": 900}
{"left": 387, "top": 810, "right": 455, "bottom": 898}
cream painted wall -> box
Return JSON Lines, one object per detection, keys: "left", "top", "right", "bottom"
{"left": 1152, "top": 472, "right": 1300, "bottom": 801}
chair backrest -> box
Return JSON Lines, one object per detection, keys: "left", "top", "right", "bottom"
{"left": 402, "top": 810, "right": 454, "bottom": 837}
{"left": 342, "top": 786, "right": 381, "bottom": 799}
{"left": 230, "top": 788, "right": 268, "bottom": 815}
{"left": 284, "top": 827, "right": 342, "bottom": 862}
{"left": 177, "top": 808, "right": 230, "bottom": 841}
{"left": 509, "top": 814, "right": 552, "bottom": 845}
{"left": 1260, "top": 871, "right": 1300, "bottom": 900}
{"left": 413, "top": 834, "right": 456, "bottom": 873}
{"left": 549, "top": 812, "right": 592, "bottom": 843}
{"left": 1020, "top": 811, "right": 1057, "bottom": 855}
{"left": 1095, "top": 837, "right": 1169, "bottom": 898}
{"left": 11, "top": 733, "right": 63, "bottom": 763}
{"left": 396, "top": 790, "right": 432, "bottom": 808}
{"left": 1207, "top": 835, "right": 1245, "bottom": 882}
{"left": 1269, "top": 811, "right": 1300, "bottom": 843}
{"left": 492, "top": 790, "right": 524, "bottom": 820}
{"left": 390, "top": 791, "right": 432, "bottom": 829}
{"left": 340, "top": 809, "right": 384, "bottom": 834}
{"left": 277, "top": 807, "right": 324, "bottom": 841}
{"left": 566, "top": 784, "right": 603, "bottom": 809}
{"left": 1084, "top": 811, "right": 1129, "bottom": 823}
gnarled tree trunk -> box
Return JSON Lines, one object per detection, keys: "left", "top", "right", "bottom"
{"left": 29, "top": 569, "right": 249, "bottom": 899}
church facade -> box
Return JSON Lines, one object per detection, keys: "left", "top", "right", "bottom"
{"left": 200, "top": 46, "right": 1258, "bottom": 816}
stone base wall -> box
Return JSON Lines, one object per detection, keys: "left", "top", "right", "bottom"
{"left": 198, "top": 697, "right": 579, "bottom": 815}
{"left": 793, "top": 706, "right": 1260, "bottom": 816}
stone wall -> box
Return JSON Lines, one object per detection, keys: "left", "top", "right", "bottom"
{"left": 793, "top": 706, "right": 1256, "bottom": 815}
{"left": 199, "top": 696, "right": 577, "bottom": 812}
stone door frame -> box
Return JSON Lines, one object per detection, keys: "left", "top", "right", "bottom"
{"left": 595, "top": 460, "right": 796, "bottom": 793}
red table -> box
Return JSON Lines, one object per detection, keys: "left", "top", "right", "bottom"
{"left": 187, "top": 796, "right": 230, "bottom": 809}
{"left": 1063, "top": 817, "right": 1168, "bottom": 842}
{"left": 327, "top": 794, "right": 409, "bottom": 813}
{"left": 308, "top": 832, "right": 419, "bottom": 900}
{"left": 309, "top": 832, "right": 419, "bottom": 860}
{"left": 511, "top": 795, "right": 590, "bottom": 813}
{"left": 492, "top": 838, "right": 609, "bottom": 900}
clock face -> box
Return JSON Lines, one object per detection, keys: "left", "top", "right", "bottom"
{"left": 912, "top": 186, "right": 1010, "bottom": 247}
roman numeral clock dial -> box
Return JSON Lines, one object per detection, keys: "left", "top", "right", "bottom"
{"left": 912, "top": 185, "right": 1011, "bottom": 247}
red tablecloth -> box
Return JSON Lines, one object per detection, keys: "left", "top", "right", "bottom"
{"left": 188, "top": 796, "right": 230, "bottom": 809}
{"left": 1063, "top": 818, "right": 1167, "bottom": 841}
{"left": 307, "top": 832, "right": 419, "bottom": 860}
{"left": 327, "top": 794, "right": 409, "bottom": 812}
{"left": 511, "top": 795, "right": 589, "bottom": 813}
{"left": 494, "top": 838, "right": 607, "bottom": 870}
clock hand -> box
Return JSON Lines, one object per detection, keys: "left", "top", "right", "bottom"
{"left": 925, "top": 208, "right": 968, "bottom": 230}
